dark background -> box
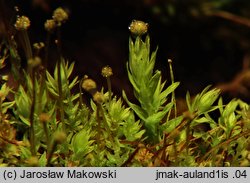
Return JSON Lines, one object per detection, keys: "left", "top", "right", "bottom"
{"left": 2, "top": 0, "right": 250, "bottom": 101}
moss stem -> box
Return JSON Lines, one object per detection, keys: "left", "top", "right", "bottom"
{"left": 79, "top": 78, "right": 84, "bottom": 107}
{"left": 56, "top": 27, "right": 65, "bottom": 130}
{"left": 29, "top": 70, "right": 36, "bottom": 156}
{"left": 46, "top": 141, "right": 57, "bottom": 166}
{"left": 106, "top": 77, "right": 112, "bottom": 105}
{"left": 21, "top": 30, "right": 33, "bottom": 60}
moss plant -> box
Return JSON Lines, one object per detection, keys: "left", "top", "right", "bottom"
{"left": 0, "top": 9, "right": 250, "bottom": 167}
{"left": 123, "top": 23, "right": 180, "bottom": 143}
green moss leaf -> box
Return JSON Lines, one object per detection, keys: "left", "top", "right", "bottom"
{"left": 71, "top": 129, "right": 94, "bottom": 159}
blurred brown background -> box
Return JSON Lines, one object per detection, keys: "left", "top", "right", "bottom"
{"left": 2, "top": 0, "right": 250, "bottom": 102}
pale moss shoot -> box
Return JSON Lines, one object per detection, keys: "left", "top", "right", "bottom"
{"left": 14, "top": 16, "right": 30, "bottom": 30}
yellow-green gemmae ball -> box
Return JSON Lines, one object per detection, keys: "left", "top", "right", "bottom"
{"left": 82, "top": 78, "right": 97, "bottom": 92}
{"left": 129, "top": 20, "right": 148, "bottom": 36}
{"left": 101, "top": 66, "right": 113, "bottom": 78}
{"left": 53, "top": 7, "right": 68, "bottom": 24}
{"left": 14, "top": 16, "right": 31, "bottom": 30}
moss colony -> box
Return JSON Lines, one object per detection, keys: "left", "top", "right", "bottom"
{"left": 0, "top": 7, "right": 250, "bottom": 167}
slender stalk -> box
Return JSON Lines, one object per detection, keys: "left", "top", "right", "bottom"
{"left": 96, "top": 104, "right": 101, "bottom": 148}
{"left": 44, "top": 33, "right": 51, "bottom": 69}
{"left": 106, "top": 77, "right": 112, "bottom": 105}
{"left": 29, "top": 70, "right": 36, "bottom": 156}
{"left": 211, "top": 10, "right": 250, "bottom": 28}
{"left": 42, "top": 122, "right": 49, "bottom": 144}
{"left": 79, "top": 78, "right": 85, "bottom": 108}
{"left": 169, "top": 59, "right": 177, "bottom": 117}
{"left": 46, "top": 141, "right": 57, "bottom": 166}
{"left": 56, "top": 27, "right": 62, "bottom": 54}
{"left": 56, "top": 27, "right": 65, "bottom": 130}
{"left": 57, "top": 59, "right": 65, "bottom": 130}
{"left": 99, "top": 104, "right": 111, "bottom": 134}
{"left": 46, "top": 131, "right": 66, "bottom": 166}
{"left": 23, "top": 27, "right": 36, "bottom": 156}
{"left": 166, "top": 59, "right": 177, "bottom": 123}
{"left": 38, "top": 72, "right": 46, "bottom": 116}
{"left": 185, "top": 120, "right": 191, "bottom": 154}
{"left": 21, "top": 30, "right": 33, "bottom": 60}
{"left": 101, "top": 66, "right": 113, "bottom": 106}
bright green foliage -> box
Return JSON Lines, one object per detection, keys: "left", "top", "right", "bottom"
{"left": 0, "top": 58, "right": 147, "bottom": 166}
{"left": 46, "top": 60, "right": 78, "bottom": 99}
{"left": 186, "top": 85, "right": 220, "bottom": 115}
{"left": 0, "top": 83, "right": 17, "bottom": 167}
{"left": 0, "top": 84, "right": 15, "bottom": 114}
{"left": 123, "top": 35, "right": 180, "bottom": 143}
{"left": 86, "top": 94, "right": 144, "bottom": 166}
{"left": 125, "top": 50, "right": 249, "bottom": 166}
{"left": 15, "top": 74, "right": 47, "bottom": 126}
{"left": 179, "top": 93, "right": 250, "bottom": 166}
{"left": 71, "top": 129, "right": 94, "bottom": 161}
